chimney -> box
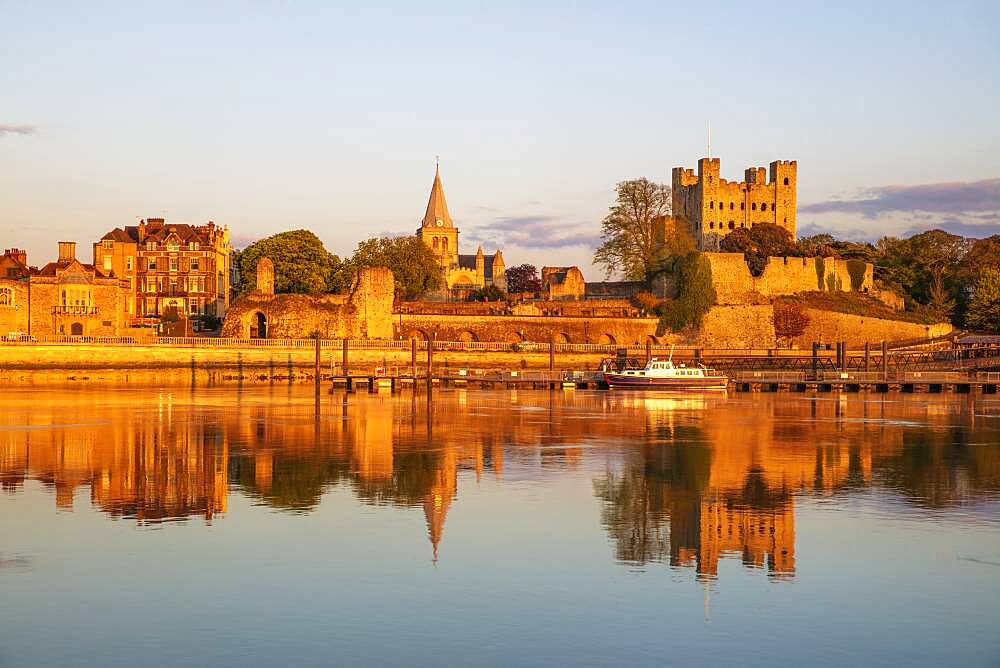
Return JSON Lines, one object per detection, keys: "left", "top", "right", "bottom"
{"left": 138, "top": 220, "right": 147, "bottom": 242}
{"left": 4, "top": 248, "right": 27, "bottom": 266}
{"left": 58, "top": 241, "right": 76, "bottom": 263}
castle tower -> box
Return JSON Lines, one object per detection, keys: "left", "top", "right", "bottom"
{"left": 475, "top": 245, "right": 485, "bottom": 281}
{"left": 670, "top": 157, "right": 798, "bottom": 251}
{"left": 417, "top": 164, "right": 459, "bottom": 270}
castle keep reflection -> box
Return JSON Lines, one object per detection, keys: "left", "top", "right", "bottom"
{"left": 1, "top": 390, "right": 998, "bottom": 579}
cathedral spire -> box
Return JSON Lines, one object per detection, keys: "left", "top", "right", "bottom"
{"left": 421, "top": 163, "right": 454, "bottom": 229}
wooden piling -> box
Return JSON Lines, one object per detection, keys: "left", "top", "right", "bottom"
{"left": 426, "top": 338, "right": 434, "bottom": 393}
{"left": 411, "top": 338, "right": 417, "bottom": 379}
{"left": 342, "top": 338, "right": 349, "bottom": 377}
{"left": 864, "top": 341, "right": 870, "bottom": 372}
{"left": 549, "top": 341, "right": 555, "bottom": 371}
{"left": 881, "top": 340, "right": 888, "bottom": 381}
{"left": 314, "top": 335, "right": 321, "bottom": 384}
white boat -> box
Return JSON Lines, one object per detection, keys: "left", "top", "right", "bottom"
{"left": 602, "top": 351, "right": 728, "bottom": 390}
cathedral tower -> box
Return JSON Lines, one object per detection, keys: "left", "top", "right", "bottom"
{"left": 417, "top": 164, "right": 459, "bottom": 270}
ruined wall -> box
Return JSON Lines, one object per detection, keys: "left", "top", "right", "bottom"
{"left": 542, "top": 267, "right": 586, "bottom": 300}
{"left": 220, "top": 266, "right": 394, "bottom": 339}
{"left": 793, "top": 310, "right": 952, "bottom": 347}
{"left": 397, "top": 314, "right": 659, "bottom": 346}
{"left": 704, "top": 253, "right": 874, "bottom": 305}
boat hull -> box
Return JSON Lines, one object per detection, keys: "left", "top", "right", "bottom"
{"left": 603, "top": 373, "right": 729, "bottom": 390}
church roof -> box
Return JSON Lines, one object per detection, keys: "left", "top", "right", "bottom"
{"left": 421, "top": 165, "right": 454, "bottom": 229}
{"left": 457, "top": 254, "right": 496, "bottom": 277}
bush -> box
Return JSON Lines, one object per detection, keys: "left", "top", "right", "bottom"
{"left": 660, "top": 252, "right": 715, "bottom": 332}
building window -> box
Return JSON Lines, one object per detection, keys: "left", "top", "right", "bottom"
{"left": 719, "top": 201, "right": 724, "bottom": 209}
{"left": 433, "top": 237, "right": 439, "bottom": 249}
{"left": 103, "top": 256, "right": 113, "bottom": 272}
{"left": 752, "top": 203, "right": 757, "bottom": 211}
{"left": 784, "top": 177, "right": 790, "bottom": 186}
{"left": 167, "top": 241, "right": 179, "bottom": 252}
{"left": 126, "top": 257, "right": 133, "bottom": 270}
{"left": 0, "top": 287, "right": 12, "bottom": 306}
{"left": 170, "top": 257, "right": 178, "bottom": 272}
{"left": 148, "top": 258, "right": 157, "bottom": 270}
{"left": 190, "top": 300, "right": 199, "bottom": 315}
{"left": 442, "top": 238, "right": 448, "bottom": 250}
{"left": 729, "top": 221, "right": 735, "bottom": 230}
{"left": 709, "top": 201, "right": 714, "bottom": 209}
{"left": 761, "top": 203, "right": 768, "bottom": 212}
{"left": 730, "top": 202, "right": 734, "bottom": 210}
{"left": 190, "top": 241, "right": 199, "bottom": 251}
{"left": 147, "top": 241, "right": 157, "bottom": 251}
{"left": 191, "top": 257, "right": 200, "bottom": 270}
{"left": 103, "top": 240, "right": 113, "bottom": 250}
{"left": 710, "top": 222, "right": 715, "bottom": 229}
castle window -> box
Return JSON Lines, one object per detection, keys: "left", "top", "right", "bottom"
{"left": 730, "top": 202, "right": 734, "bottom": 210}
{"left": 709, "top": 201, "right": 714, "bottom": 209}
{"left": 729, "top": 221, "right": 735, "bottom": 230}
{"left": 761, "top": 203, "right": 768, "bottom": 212}
{"left": 710, "top": 222, "right": 715, "bottom": 229}
{"left": 741, "top": 222, "right": 746, "bottom": 228}
{"left": 741, "top": 202, "right": 745, "bottom": 210}
{"left": 784, "top": 177, "right": 789, "bottom": 186}
{"left": 719, "top": 201, "right": 724, "bottom": 209}
{"left": 752, "top": 203, "right": 757, "bottom": 211}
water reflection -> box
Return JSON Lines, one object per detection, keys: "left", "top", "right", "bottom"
{"left": 1, "top": 388, "right": 998, "bottom": 576}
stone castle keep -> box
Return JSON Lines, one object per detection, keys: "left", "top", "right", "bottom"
{"left": 673, "top": 157, "right": 797, "bottom": 251}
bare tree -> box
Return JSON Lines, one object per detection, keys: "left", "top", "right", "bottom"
{"left": 593, "top": 178, "right": 680, "bottom": 282}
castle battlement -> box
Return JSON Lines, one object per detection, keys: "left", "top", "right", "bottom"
{"left": 672, "top": 157, "right": 797, "bottom": 251}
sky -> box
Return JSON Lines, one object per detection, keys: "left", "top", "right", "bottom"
{"left": 2, "top": 1, "right": 999, "bottom": 278}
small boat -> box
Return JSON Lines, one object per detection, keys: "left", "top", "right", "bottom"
{"left": 602, "top": 351, "right": 728, "bottom": 390}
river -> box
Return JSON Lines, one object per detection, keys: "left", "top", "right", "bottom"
{"left": 1, "top": 386, "right": 998, "bottom": 667}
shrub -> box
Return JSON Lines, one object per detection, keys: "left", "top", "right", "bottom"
{"left": 661, "top": 252, "right": 715, "bottom": 332}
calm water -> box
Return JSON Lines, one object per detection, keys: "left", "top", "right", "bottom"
{"left": 1, "top": 386, "right": 999, "bottom": 667}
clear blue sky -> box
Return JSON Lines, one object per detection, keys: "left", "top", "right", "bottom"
{"left": 2, "top": 1, "right": 999, "bottom": 277}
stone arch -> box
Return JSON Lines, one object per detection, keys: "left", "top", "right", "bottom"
{"left": 405, "top": 329, "right": 429, "bottom": 341}
{"left": 598, "top": 333, "right": 616, "bottom": 345}
{"left": 70, "top": 322, "right": 84, "bottom": 336}
{"left": 250, "top": 311, "right": 267, "bottom": 338}
{"left": 457, "top": 330, "right": 478, "bottom": 342}
{"left": 507, "top": 331, "right": 523, "bottom": 343}
{"left": 552, "top": 332, "right": 571, "bottom": 344}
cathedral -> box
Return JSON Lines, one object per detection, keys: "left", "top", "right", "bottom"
{"left": 416, "top": 165, "right": 505, "bottom": 294}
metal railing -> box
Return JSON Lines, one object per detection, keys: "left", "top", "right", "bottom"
{"left": 51, "top": 306, "right": 99, "bottom": 315}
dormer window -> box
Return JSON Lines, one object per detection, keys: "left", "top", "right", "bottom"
{"left": 167, "top": 241, "right": 179, "bottom": 252}
{"left": 103, "top": 240, "right": 113, "bottom": 250}
{"left": 190, "top": 241, "right": 199, "bottom": 251}
{"left": 147, "top": 241, "right": 157, "bottom": 251}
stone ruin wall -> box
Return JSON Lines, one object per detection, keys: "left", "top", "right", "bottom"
{"left": 221, "top": 266, "right": 394, "bottom": 339}
{"left": 704, "top": 253, "right": 874, "bottom": 305}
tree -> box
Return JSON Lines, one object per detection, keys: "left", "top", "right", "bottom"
{"left": 467, "top": 285, "right": 505, "bottom": 302}
{"left": 773, "top": 301, "right": 810, "bottom": 347}
{"left": 661, "top": 251, "right": 716, "bottom": 332}
{"left": 237, "top": 230, "right": 335, "bottom": 295}
{"left": 875, "top": 229, "right": 969, "bottom": 318}
{"left": 966, "top": 268, "right": 1000, "bottom": 333}
{"left": 505, "top": 264, "right": 541, "bottom": 294}
{"left": 347, "top": 236, "right": 442, "bottom": 300}
{"left": 720, "top": 223, "right": 795, "bottom": 276}
{"left": 593, "top": 178, "right": 676, "bottom": 282}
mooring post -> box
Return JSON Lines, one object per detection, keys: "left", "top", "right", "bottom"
{"left": 864, "top": 342, "right": 870, "bottom": 373}
{"left": 342, "top": 338, "right": 349, "bottom": 378}
{"left": 811, "top": 342, "right": 819, "bottom": 380}
{"left": 411, "top": 337, "right": 417, "bottom": 379}
{"left": 645, "top": 339, "right": 652, "bottom": 364}
{"left": 549, "top": 341, "right": 555, "bottom": 372}
{"left": 881, "top": 340, "right": 888, "bottom": 382}
{"left": 426, "top": 338, "right": 434, "bottom": 393}
{"left": 315, "top": 335, "right": 322, "bottom": 385}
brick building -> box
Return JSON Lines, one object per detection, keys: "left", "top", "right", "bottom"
{"left": 94, "top": 218, "right": 232, "bottom": 323}
{"left": 0, "top": 243, "right": 129, "bottom": 337}
{"left": 672, "top": 157, "right": 797, "bottom": 251}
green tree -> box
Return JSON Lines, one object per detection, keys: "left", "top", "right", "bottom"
{"left": 467, "top": 285, "right": 505, "bottom": 302}
{"left": 593, "top": 178, "right": 677, "bottom": 282}
{"left": 720, "top": 223, "right": 795, "bottom": 275}
{"left": 504, "top": 264, "right": 541, "bottom": 294}
{"left": 661, "top": 251, "right": 715, "bottom": 332}
{"left": 237, "top": 230, "right": 335, "bottom": 295}
{"left": 966, "top": 268, "right": 1000, "bottom": 333}
{"left": 348, "top": 236, "right": 442, "bottom": 300}
{"left": 875, "top": 229, "right": 969, "bottom": 319}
